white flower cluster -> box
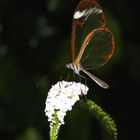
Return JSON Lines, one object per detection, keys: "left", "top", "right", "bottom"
{"left": 45, "top": 81, "right": 89, "bottom": 126}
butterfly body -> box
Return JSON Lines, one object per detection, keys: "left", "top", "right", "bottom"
{"left": 66, "top": 63, "right": 81, "bottom": 75}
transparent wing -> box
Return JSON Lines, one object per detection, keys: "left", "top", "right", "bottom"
{"left": 82, "top": 69, "right": 109, "bottom": 89}
{"left": 80, "top": 28, "right": 114, "bottom": 69}
{"left": 71, "top": 0, "right": 106, "bottom": 61}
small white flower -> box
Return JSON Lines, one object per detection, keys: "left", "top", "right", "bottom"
{"left": 45, "top": 81, "right": 89, "bottom": 126}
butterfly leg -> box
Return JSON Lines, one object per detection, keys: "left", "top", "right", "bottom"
{"left": 78, "top": 73, "right": 87, "bottom": 100}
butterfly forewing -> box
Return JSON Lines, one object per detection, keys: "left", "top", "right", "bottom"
{"left": 71, "top": 0, "right": 106, "bottom": 61}
{"left": 79, "top": 28, "right": 114, "bottom": 69}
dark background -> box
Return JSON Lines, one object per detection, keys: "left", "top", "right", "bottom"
{"left": 0, "top": 0, "right": 140, "bottom": 140}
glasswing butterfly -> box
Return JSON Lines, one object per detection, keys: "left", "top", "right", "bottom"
{"left": 66, "top": 0, "right": 115, "bottom": 89}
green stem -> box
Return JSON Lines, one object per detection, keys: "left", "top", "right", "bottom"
{"left": 80, "top": 99, "right": 118, "bottom": 140}
{"left": 50, "top": 115, "right": 60, "bottom": 140}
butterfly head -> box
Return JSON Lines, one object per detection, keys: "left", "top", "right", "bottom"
{"left": 66, "top": 63, "right": 81, "bottom": 75}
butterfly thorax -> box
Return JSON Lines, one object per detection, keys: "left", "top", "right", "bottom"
{"left": 66, "top": 63, "right": 82, "bottom": 75}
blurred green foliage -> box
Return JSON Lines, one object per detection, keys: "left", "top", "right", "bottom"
{"left": 0, "top": 0, "right": 140, "bottom": 140}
